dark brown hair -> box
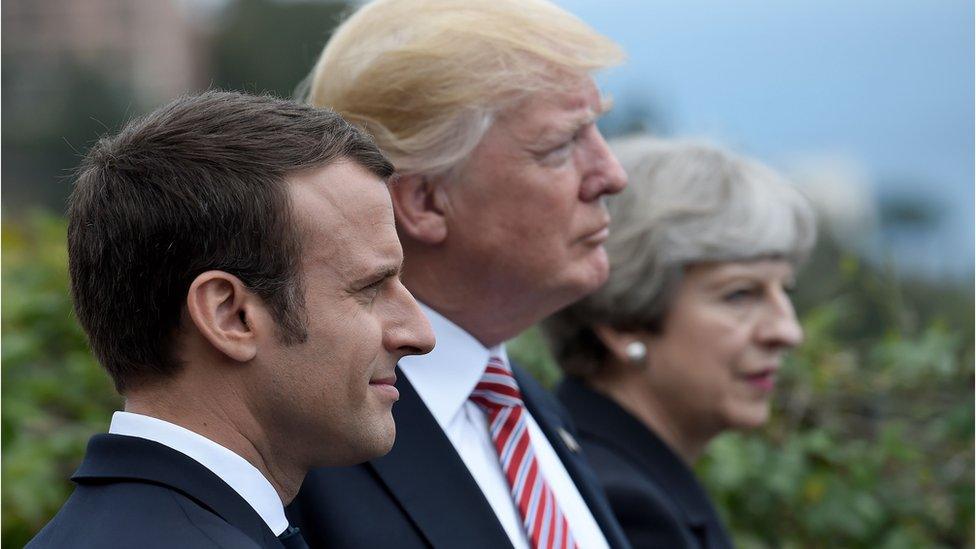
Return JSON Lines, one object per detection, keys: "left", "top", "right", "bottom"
{"left": 68, "top": 90, "right": 394, "bottom": 392}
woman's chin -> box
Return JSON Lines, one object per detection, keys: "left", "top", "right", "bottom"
{"left": 727, "top": 401, "right": 772, "bottom": 431}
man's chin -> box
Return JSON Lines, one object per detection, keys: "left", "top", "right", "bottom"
{"left": 568, "top": 248, "right": 611, "bottom": 296}
{"left": 369, "top": 426, "right": 397, "bottom": 459}
{"left": 590, "top": 245, "right": 611, "bottom": 276}
{"left": 367, "top": 416, "right": 397, "bottom": 457}
{"left": 544, "top": 264, "right": 611, "bottom": 321}
{"left": 316, "top": 417, "right": 396, "bottom": 466}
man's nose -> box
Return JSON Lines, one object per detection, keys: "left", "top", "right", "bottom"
{"left": 579, "top": 127, "right": 628, "bottom": 202}
{"left": 385, "top": 283, "right": 435, "bottom": 358}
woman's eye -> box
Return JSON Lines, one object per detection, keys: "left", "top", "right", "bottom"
{"left": 723, "top": 287, "right": 757, "bottom": 303}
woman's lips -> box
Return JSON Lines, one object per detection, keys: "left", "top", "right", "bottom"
{"left": 742, "top": 370, "right": 777, "bottom": 392}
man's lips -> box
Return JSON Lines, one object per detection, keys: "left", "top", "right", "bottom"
{"left": 370, "top": 374, "right": 397, "bottom": 385}
{"left": 578, "top": 224, "right": 610, "bottom": 246}
{"left": 369, "top": 375, "right": 399, "bottom": 401}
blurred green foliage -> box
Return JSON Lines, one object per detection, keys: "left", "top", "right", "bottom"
{"left": 2, "top": 213, "right": 973, "bottom": 547}
{"left": 1, "top": 214, "right": 122, "bottom": 547}
{"left": 511, "top": 237, "right": 975, "bottom": 548}
{"left": 699, "top": 295, "right": 973, "bottom": 548}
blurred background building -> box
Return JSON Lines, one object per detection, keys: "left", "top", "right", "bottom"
{"left": 2, "top": 1, "right": 972, "bottom": 547}
{"left": 4, "top": 0, "right": 205, "bottom": 106}
{"left": 2, "top": 0, "right": 345, "bottom": 208}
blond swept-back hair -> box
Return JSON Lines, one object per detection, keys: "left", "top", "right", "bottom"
{"left": 303, "top": 0, "right": 623, "bottom": 176}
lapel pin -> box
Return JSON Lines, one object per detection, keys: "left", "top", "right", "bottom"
{"left": 557, "top": 427, "right": 581, "bottom": 453}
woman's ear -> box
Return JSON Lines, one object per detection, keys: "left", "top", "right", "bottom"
{"left": 592, "top": 324, "right": 647, "bottom": 368}
{"left": 185, "top": 270, "right": 260, "bottom": 362}
{"left": 389, "top": 174, "right": 449, "bottom": 244}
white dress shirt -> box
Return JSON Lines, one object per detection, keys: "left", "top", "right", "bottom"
{"left": 399, "top": 303, "right": 609, "bottom": 549}
{"left": 109, "top": 411, "right": 289, "bottom": 536}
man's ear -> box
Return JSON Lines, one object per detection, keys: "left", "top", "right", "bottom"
{"left": 389, "top": 173, "right": 449, "bottom": 245}
{"left": 185, "top": 271, "right": 260, "bottom": 363}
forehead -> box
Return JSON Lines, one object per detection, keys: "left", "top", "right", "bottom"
{"left": 686, "top": 259, "right": 796, "bottom": 285}
{"left": 287, "top": 161, "right": 399, "bottom": 269}
{"left": 497, "top": 77, "right": 607, "bottom": 142}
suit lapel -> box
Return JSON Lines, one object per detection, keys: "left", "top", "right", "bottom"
{"left": 368, "top": 372, "right": 512, "bottom": 548}
{"left": 515, "top": 368, "right": 633, "bottom": 549}
{"left": 73, "top": 434, "right": 282, "bottom": 548}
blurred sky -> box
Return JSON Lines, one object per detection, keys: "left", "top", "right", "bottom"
{"left": 557, "top": 0, "right": 974, "bottom": 279}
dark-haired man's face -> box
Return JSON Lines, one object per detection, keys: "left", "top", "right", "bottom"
{"left": 255, "top": 161, "right": 434, "bottom": 466}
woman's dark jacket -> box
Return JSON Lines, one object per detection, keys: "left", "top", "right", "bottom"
{"left": 556, "top": 377, "right": 734, "bottom": 549}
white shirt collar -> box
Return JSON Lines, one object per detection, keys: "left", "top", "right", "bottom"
{"left": 399, "top": 302, "right": 509, "bottom": 429}
{"left": 109, "top": 411, "right": 289, "bottom": 536}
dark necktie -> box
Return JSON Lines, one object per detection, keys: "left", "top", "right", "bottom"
{"left": 278, "top": 525, "right": 308, "bottom": 549}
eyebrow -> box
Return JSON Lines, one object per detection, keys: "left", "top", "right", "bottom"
{"left": 534, "top": 95, "right": 615, "bottom": 144}
{"left": 350, "top": 262, "right": 402, "bottom": 290}
{"left": 703, "top": 268, "right": 796, "bottom": 291}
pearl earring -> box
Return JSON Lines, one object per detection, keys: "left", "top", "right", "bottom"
{"left": 625, "top": 341, "right": 647, "bottom": 365}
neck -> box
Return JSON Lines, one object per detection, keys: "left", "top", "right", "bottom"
{"left": 588, "top": 362, "right": 713, "bottom": 464}
{"left": 412, "top": 291, "right": 534, "bottom": 347}
{"left": 401, "top": 255, "right": 563, "bottom": 348}
{"left": 123, "top": 378, "right": 304, "bottom": 504}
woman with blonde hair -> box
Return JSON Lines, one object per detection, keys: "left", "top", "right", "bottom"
{"left": 543, "top": 136, "right": 817, "bottom": 548}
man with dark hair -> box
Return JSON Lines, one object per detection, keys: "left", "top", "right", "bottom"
{"left": 28, "top": 90, "right": 435, "bottom": 548}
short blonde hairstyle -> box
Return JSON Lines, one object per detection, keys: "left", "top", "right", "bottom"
{"left": 302, "top": 0, "right": 623, "bottom": 176}
{"left": 543, "top": 136, "right": 817, "bottom": 377}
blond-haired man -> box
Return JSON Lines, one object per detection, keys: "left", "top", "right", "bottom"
{"left": 289, "top": 1, "right": 630, "bottom": 547}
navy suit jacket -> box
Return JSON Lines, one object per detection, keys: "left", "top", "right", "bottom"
{"left": 557, "top": 378, "right": 734, "bottom": 549}
{"left": 288, "top": 365, "right": 631, "bottom": 548}
{"left": 28, "top": 433, "right": 287, "bottom": 549}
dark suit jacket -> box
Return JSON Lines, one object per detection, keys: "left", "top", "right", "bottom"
{"left": 288, "top": 365, "right": 631, "bottom": 549}
{"left": 28, "top": 433, "right": 287, "bottom": 549}
{"left": 556, "top": 378, "right": 734, "bottom": 549}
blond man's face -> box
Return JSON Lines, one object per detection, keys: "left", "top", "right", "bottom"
{"left": 439, "top": 77, "right": 628, "bottom": 312}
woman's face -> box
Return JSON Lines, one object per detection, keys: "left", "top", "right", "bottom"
{"left": 642, "top": 258, "right": 803, "bottom": 436}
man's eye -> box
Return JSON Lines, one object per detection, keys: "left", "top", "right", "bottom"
{"left": 537, "top": 140, "right": 574, "bottom": 165}
{"left": 358, "top": 278, "right": 386, "bottom": 302}
{"left": 364, "top": 278, "right": 384, "bottom": 292}
{"left": 548, "top": 141, "right": 574, "bottom": 157}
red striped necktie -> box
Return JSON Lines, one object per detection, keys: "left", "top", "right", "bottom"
{"left": 469, "top": 357, "right": 578, "bottom": 549}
